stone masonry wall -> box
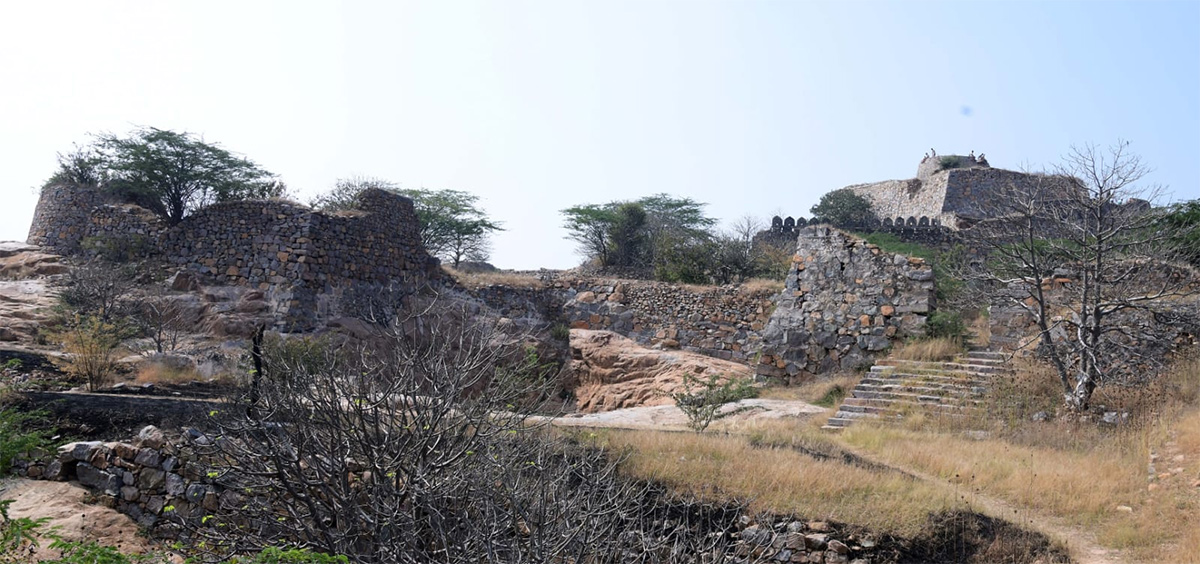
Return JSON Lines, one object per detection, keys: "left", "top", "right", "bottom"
{"left": 27, "top": 183, "right": 438, "bottom": 329}
{"left": 756, "top": 226, "right": 936, "bottom": 379}
{"left": 558, "top": 279, "right": 776, "bottom": 362}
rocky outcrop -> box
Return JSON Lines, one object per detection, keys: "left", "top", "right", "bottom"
{"left": 757, "top": 227, "right": 936, "bottom": 379}
{"left": 568, "top": 329, "right": 753, "bottom": 413}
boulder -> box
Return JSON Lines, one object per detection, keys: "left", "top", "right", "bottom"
{"left": 567, "top": 329, "right": 753, "bottom": 413}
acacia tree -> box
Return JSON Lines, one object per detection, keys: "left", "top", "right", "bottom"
{"left": 312, "top": 179, "right": 501, "bottom": 267}
{"left": 94, "top": 127, "right": 283, "bottom": 224}
{"left": 560, "top": 194, "right": 716, "bottom": 276}
{"left": 967, "top": 141, "right": 1197, "bottom": 412}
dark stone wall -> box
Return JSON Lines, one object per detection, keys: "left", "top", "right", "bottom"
{"left": 26, "top": 184, "right": 438, "bottom": 329}
{"left": 756, "top": 226, "right": 936, "bottom": 379}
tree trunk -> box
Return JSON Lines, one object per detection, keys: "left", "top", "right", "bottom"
{"left": 1065, "top": 371, "right": 1095, "bottom": 412}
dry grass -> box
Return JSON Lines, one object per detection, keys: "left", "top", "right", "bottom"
{"left": 133, "top": 361, "right": 204, "bottom": 386}
{"left": 757, "top": 373, "right": 860, "bottom": 408}
{"left": 736, "top": 278, "right": 785, "bottom": 295}
{"left": 836, "top": 355, "right": 1200, "bottom": 561}
{"left": 442, "top": 267, "right": 545, "bottom": 289}
{"left": 593, "top": 426, "right": 960, "bottom": 536}
{"left": 890, "top": 337, "right": 965, "bottom": 362}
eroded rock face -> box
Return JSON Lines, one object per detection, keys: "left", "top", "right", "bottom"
{"left": 568, "top": 329, "right": 753, "bottom": 413}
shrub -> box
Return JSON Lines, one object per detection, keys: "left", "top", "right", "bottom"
{"left": 57, "top": 315, "right": 123, "bottom": 391}
{"left": 0, "top": 408, "right": 48, "bottom": 474}
{"left": 670, "top": 373, "right": 759, "bottom": 432}
{"left": 548, "top": 323, "right": 570, "bottom": 342}
{"left": 924, "top": 311, "right": 967, "bottom": 341}
{"left": 810, "top": 189, "right": 875, "bottom": 228}
{"left": 937, "top": 155, "right": 963, "bottom": 171}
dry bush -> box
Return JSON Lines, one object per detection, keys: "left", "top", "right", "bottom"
{"left": 56, "top": 315, "right": 123, "bottom": 391}
{"left": 442, "top": 266, "right": 544, "bottom": 289}
{"left": 133, "top": 361, "right": 202, "bottom": 386}
{"left": 890, "top": 337, "right": 965, "bottom": 362}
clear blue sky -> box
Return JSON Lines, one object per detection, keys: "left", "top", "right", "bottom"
{"left": 1, "top": 1, "right": 1196, "bottom": 269}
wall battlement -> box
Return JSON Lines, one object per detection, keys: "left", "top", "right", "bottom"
{"left": 27, "top": 183, "right": 439, "bottom": 329}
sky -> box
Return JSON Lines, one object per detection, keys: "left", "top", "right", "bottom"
{"left": 1, "top": 1, "right": 1197, "bottom": 270}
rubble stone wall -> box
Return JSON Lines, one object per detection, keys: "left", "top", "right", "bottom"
{"left": 756, "top": 226, "right": 936, "bottom": 379}
{"left": 26, "top": 183, "right": 438, "bottom": 329}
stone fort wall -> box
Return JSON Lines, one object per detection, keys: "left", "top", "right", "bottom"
{"left": 756, "top": 226, "right": 936, "bottom": 379}
{"left": 27, "top": 183, "right": 439, "bottom": 329}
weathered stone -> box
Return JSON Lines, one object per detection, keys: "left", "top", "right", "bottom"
{"left": 136, "top": 426, "right": 165, "bottom": 449}
{"left": 76, "top": 463, "right": 120, "bottom": 495}
{"left": 138, "top": 468, "right": 167, "bottom": 492}
{"left": 134, "top": 448, "right": 162, "bottom": 468}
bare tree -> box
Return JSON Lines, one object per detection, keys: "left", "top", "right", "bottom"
{"left": 174, "top": 298, "right": 750, "bottom": 563}
{"left": 967, "top": 141, "right": 1197, "bottom": 411}
{"left": 135, "top": 289, "right": 190, "bottom": 354}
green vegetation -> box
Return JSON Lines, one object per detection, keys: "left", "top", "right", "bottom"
{"left": 0, "top": 408, "right": 48, "bottom": 474}
{"left": 854, "top": 231, "right": 936, "bottom": 259}
{"left": 311, "top": 177, "right": 502, "bottom": 267}
{"left": 1159, "top": 199, "right": 1200, "bottom": 266}
{"left": 670, "top": 373, "right": 759, "bottom": 432}
{"left": 923, "top": 311, "right": 967, "bottom": 341}
{"left": 61, "top": 127, "right": 284, "bottom": 224}
{"left": 809, "top": 188, "right": 876, "bottom": 228}
{"left": 937, "top": 155, "right": 963, "bottom": 171}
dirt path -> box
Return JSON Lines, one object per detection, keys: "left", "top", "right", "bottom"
{"left": 836, "top": 448, "right": 1129, "bottom": 564}
{"left": 540, "top": 397, "right": 827, "bottom": 432}
{"left": 544, "top": 397, "right": 1130, "bottom": 564}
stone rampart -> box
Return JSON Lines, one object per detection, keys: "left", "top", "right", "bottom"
{"left": 26, "top": 183, "right": 438, "bottom": 329}
{"left": 756, "top": 226, "right": 936, "bottom": 378}
{"left": 558, "top": 279, "right": 776, "bottom": 362}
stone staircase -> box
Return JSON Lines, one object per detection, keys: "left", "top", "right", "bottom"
{"left": 822, "top": 350, "right": 1011, "bottom": 431}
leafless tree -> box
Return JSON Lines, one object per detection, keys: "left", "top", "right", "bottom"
{"left": 174, "top": 298, "right": 751, "bottom": 563}
{"left": 135, "top": 289, "right": 190, "bottom": 354}
{"left": 56, "top": 259, "right": 138, "bottom": 323}
{"left": 966, "top": 141, "right": 1197, "bottom": 411}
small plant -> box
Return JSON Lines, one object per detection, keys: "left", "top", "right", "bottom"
{"left": 231, "top": 547, "right": 349, "bottom": 563}
{"left": 57, "top": 315, "right": 124, "bottom": 391}
{"left": 0, "top": 499, "right": 48, "bottom": 561}
{"left": 670, "top": 373, "right": 759, "bottom": 432}
{"left": 0, "top": 407, "right": 49, "bottom": 474}
{"left": 937, "top": 155, "right": 962, "bottom": 171}
{"left": 925, "top": 311, "right": 967, "bottom": 341}
{"left": 549, "top": 323, "right": 571, "bottom": 342}
{"left": 2, "top": 359, "right": 21, "bottom": 372}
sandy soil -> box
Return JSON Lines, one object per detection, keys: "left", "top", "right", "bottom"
{"left": 0, "top": 478, "right": 153, "bottom": 561}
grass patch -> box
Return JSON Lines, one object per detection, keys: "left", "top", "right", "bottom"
{"left": 736, "top": 278, "right": 785, "bottom": 295}
{"left": 891, "top": 337, "right": 965, "bottom": 362}
{"left": 442, "top": 267, "right": 545, "bottom": 289}
{"left": 853, "top": 232, "right": 936, "bottom": 259}
{"left": 595, "top": 426, "right": 959, "bottom": 536}
{"left": 758, "top": 373, "right": 860, "bottom": 407}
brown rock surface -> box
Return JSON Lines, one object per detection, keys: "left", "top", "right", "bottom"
{"left": 0, "top": 478, "right": 155, "bottom": 560}
{"left": 569, "top": 329, "right": 753, "bottom": 413}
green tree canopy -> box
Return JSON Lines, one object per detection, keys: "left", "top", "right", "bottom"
{"left": 560, "top": 194, "right": 717, "bottom": 278}
{"left": 311, "top": 178, "right": 501, "bottom": 267}
{"left": 810, "top": 188, "right": 876, "bottom": 228}
{"left": 1159, "top": 199, "right": 1200, "bottom": 266}
{"left": 90, "top": 127, "right": 283, "bottom": 224}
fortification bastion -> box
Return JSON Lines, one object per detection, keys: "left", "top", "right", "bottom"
{"left": 26, "top": 183, "right": 441, "bottom": 330}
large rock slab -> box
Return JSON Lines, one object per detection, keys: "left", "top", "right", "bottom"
{"left": 568, "top": 329, "right": 753, "bottom": 413}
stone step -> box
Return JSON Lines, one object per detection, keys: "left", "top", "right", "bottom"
{"left": 862, "top": 372, "right": 990, "bottom": 387}
{"left": 854, "top": 382, "right": 986, "bottom": 398}
{"left": 874, "top": 359, "right": 1008, "bottom": 374}
{"left": 965, "top": 350, "right": 1009, "bottom": 361}
{"left": 869, "top": 366, "right": 997, "bottom": 380}
{"left": 842, "top": 397, "right": 974, "bottom": 413}
{"left": 857, "top": 379, "right": 988, "bottom": 397}
{"left": 851, "top": 388, "right": 984, "bottom": 406}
